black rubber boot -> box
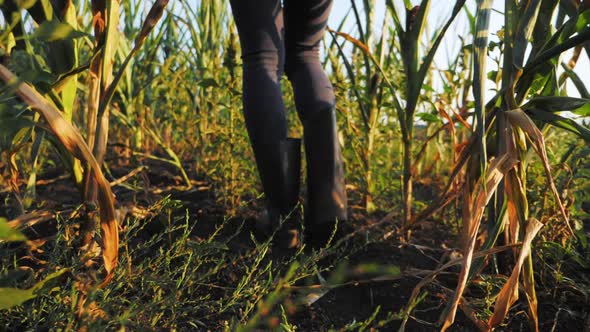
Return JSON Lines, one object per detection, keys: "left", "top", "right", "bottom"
{"left": 302, "top": 107, "right": 348, "bottom": 248}
{"left": 253, "top": 138, "right": 302, "bottom": 248}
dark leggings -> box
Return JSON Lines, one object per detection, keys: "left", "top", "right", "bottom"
{"left": 229, "top": 0, "right": 334, "bottom": 146}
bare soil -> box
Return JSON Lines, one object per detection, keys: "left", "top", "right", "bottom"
{"left": 2, "top": 158, "right": 589, "bottom": 331}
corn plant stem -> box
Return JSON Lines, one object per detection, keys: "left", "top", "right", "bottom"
{"left": 385, "top": 0, "right": 466, "bottom": 229}
{"left": 494, "top": 0, "right": 512, "bottom": 271}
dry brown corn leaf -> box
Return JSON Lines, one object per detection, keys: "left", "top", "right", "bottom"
{"left": 488, "top": 218, "right": 543, "bottom": 330}
{"left": 505, "top": 109, "right": 572, "bottom": 235}
{"left": 441, "top": 154, "right": 518, "bottom": 331}
{"left": 0, "top": 64, "right": 119, "bottom": 284}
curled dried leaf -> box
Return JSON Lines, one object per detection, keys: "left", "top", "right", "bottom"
{"left": 441, "top": 154, "right": 518, "bottom": 331}
{"left": 505, "top": 109, "right": 572, "bottom": 236}
{"left": 488, "top": 218, "right": 544, "bottom": 329}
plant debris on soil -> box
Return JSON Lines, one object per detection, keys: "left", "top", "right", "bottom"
{"left": 2, "top": 157, "right": 588, "bottom": 331}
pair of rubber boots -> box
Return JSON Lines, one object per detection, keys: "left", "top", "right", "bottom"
{"left": 253, "top": 108, "right": 348, "bottom": 249}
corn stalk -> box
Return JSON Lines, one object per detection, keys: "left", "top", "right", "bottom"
{"left": 330, "top": 1, "right": 465, "bottom": 218}
{"left": 438, "top": 1, "right": 590, "bottom": 330}
{"left": 385, "top": 0, "right": 466, "bottom": 230}
{"left": 0, "top": 0, "right": 170, "bottom": 283}
{"left": 0, "top": 65, "right": 119, "bottom": 284}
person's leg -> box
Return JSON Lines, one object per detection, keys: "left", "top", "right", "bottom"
{"left": 283, "top": 0, "right": 335, "bottom": 121}
{"left": 283, "top": 0, "right": 348, "bottom": 245}
{"left": 229, "top": 0, "right": 301, "bottom": 233}
{"left": 229, "top": 0, "right": 286, "bottom": 145}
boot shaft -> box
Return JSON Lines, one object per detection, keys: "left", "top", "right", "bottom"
{"left": 253, "top": 137, "right": 302, "bottom": 215}
{"left": 303, "top": 107, "right": 348, "bottom": 225}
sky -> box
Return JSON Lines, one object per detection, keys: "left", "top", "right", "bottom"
{"left": 328, "top": 1, "right": 590, "bottom": 99}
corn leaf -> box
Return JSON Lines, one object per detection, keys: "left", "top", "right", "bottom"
{"left": 0, "top": 269, "right": 68, "bottom": 310}
{"left": 32, "top": 20, "right": 88, "bottom": 42}
{"left": 59, "top": 0, "right": 80, "bottom": 122}
{"left": 513, "top": 0, "right": 542, "bottom": 71}
{"left": 488, "top": 218, "right": 544, "bottom": 329}
{"left": 417, "top": 0, "right": 467, "bottom": 109}
{"left": 560, "top": 62, "right": 590, "bottom": 98}
{"left": 526, "top": 108, "right": 590, "bottom": 142}
{"left": 0, "top": 218, "right": 27, "bottom": 242}
{"left": 441, "top": 154, "right": 518, "bottom": 332}
{"left": 0, "top": 65, "right": 119, "bottom": 284}
{"left": 522, "top": 96, "right": 590, "bottom": 113}
{"left": 505, "top": 109, "right": 572, "bottom": 235}
{"left": 524, "top": 27, "right": 590, "bottom": 74}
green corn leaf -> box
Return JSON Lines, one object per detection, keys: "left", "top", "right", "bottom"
{"left": 530, "top": 0, "right": 558, "bottom": 58}
{"left": 417, "top": 0, "right": 466, "bottom": 106}
{"left": 410, "top": 0, "right": 431, "bottom": 42}
{"left": 0, "top": 269, "right": 68, "bottom": 310}
{"left": 523, "top": 96, "right": 590, "bottom": 112}
{"left": 524, "top": 10, "right": 590, "bottom": 74}
{"left": 32, "top": 20, "right": 87, "bottom": 42}
{"left": 513, "top": 0, "right": 542, "bottom": 70}
{"left": 417, "top": 112, "right": 441, "bottom": 123}
{"left": 561, "top": 62, "right": 590, "bottom": 98}
{"left": 551, "top": 8, "right": 590, "bottom": 46}
{"left": 526, "top": 108, "right": 590, "bottom": 142}
{"left": 59, "top": 0, "right": 80, "bottom": 120}
{"left": 385, "top": 0, "right": 405, "bottom": 35}
{"left": 0, "top": 218, "right": 27, "bottom": 242}
{"left": 572, "top": 104, "right": 590, "bottom": 117}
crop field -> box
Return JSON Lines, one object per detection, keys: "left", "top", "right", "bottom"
{"left": 0, "top": 0, "right": 589, "bottom": 331}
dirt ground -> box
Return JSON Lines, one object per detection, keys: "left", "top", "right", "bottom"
{"left": 2, "top": 159, "right": 589, "bottom": 331}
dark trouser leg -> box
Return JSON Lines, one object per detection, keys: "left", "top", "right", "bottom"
{"left": 229, "top": 0, "right": 286, "bottom": 146}
{"left": 284, "top": 0, "right": 335, "bottom": 119}
{"left": 229, "top": 0, "right": 300, "bottom": 221}
{"left": 284, "top": 0, "right": 348, "bottom": 232}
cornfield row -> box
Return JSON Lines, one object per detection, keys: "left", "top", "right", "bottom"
{"left": 1, "top": 0, "right": 589, "bottom": 330}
